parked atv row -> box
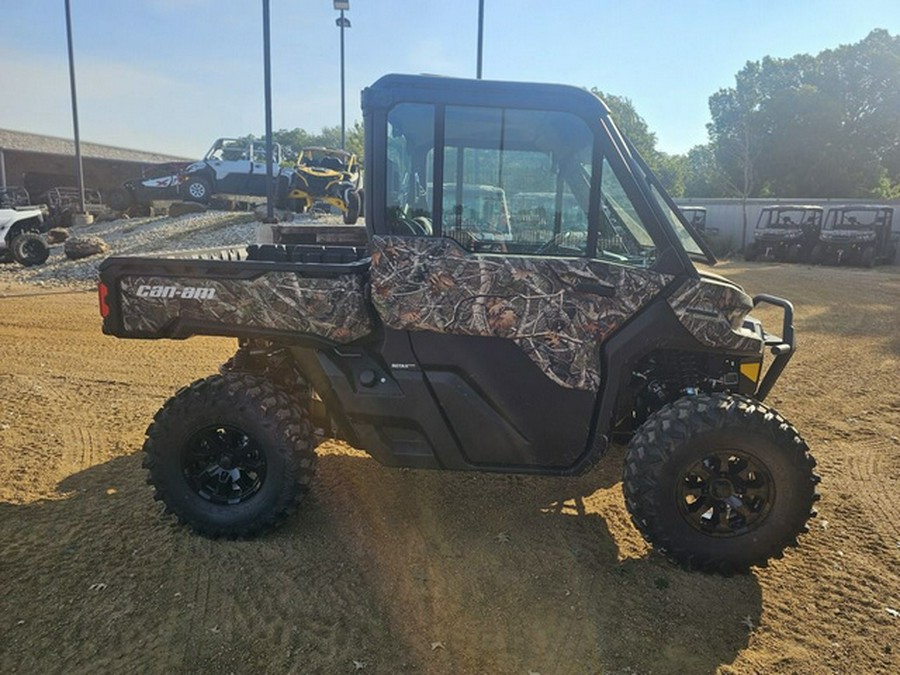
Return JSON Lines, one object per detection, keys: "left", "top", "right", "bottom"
{"left": 108, "top": 139, "right": 364, "bottom": 224}
{"left": 745, "top": 204, "right": 896, "bottom": 266}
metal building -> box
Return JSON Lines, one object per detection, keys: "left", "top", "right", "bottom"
{"left": 0, "top": 128, "right": 188, "bottom": 201}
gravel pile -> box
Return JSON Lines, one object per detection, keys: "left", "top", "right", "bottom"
{"left": 0, "top": 210, "right": 259, "bottom": 289}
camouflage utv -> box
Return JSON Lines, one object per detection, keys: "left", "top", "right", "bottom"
{"left": 745, "top": 205, "right": 823, "bottom": 263}
{"left": 98, "top": 74, "right": 819, "bottom": 574}
{"left": 812, "top": 205, "right": 896, "bottom": 267}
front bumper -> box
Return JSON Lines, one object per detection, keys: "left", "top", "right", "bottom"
{"left": 748, "top": 294, "right": 795, "bottom": 401}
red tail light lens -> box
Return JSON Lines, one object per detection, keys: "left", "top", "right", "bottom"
{"left": 98, "top": 282, "right": 110, "bottom": 318}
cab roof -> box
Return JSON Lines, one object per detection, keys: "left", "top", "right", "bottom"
{"left": 363, "top": 74, "right": 611, "bottom": 119}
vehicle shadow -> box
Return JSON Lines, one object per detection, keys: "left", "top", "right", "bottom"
{"left": 0, "top": 449, "right": 761, "bottom": 675}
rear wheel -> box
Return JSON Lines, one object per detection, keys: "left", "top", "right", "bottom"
{"left": 143, "top": 373, "right": 316, "bottom": 538}
{"left": 623, "top": 393, "right": 819, "bottom": 574}
{"left": 11, "top": 232, "right": 50, "bottom": 267}
{"left": 106, "top": 187, "right": 133, "bottom": 211}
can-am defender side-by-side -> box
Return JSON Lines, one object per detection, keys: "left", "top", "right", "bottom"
{"left": 286, "top": 147, "right": 363, "bottom": 224}
{"left": 745, "top": 205, "right": 824, "bottom": 262}
{"left": 812, "top": 205, "right": 896, "bottom": 267}
{"left": 98, "top": 75, "right": 819, "bottom": 574}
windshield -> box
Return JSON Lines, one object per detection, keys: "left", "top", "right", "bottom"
{"left": 758, "top": 208, "right": 821, "bottom": 229}
{"left": 206, "top": 139, "right": 248, "bottom": 162}
{"left": 824, "top": 209, "right": 882, "bottom": 230}
{"left": 430, "top": 184, "right": 512, "bottom": 237}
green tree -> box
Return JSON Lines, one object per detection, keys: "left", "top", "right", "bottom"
{"left": 591, "top": 88, "right": 686, "bottom": 196}
{"left": 248, "top": 121, "right": 365, "bottom": 164}
{"left": 707, "top": 62, "right": 765, "bottom": 242}
{"left": 708, "top": 29, "right": 900, "bottom": 198}
{"left": 682, "top": 144, "right": 728, "bottom": 197}
{"left": 708, "top": 60, "right": 763, "bottom": 197}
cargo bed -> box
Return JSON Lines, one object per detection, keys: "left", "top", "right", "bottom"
{"left": 98, "top": 244, "right": 374, "bottom": 344}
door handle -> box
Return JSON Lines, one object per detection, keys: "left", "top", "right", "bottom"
{"left": 574, "top": 282, "right": 616, "bottom": 297}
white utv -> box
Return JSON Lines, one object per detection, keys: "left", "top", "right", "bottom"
{"left": 0, "top": 206, "right": 49, "bottom": 267}
{"left": 180, "top": 138, "right": 293, "bottom": 205}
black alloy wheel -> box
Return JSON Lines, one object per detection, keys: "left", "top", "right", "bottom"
{"left": 676, "top": 449, "right": 773, "bottom": 537}
{"left": 623, "top": 393, "right": 819, "bottom": 574}
{"left": 182, "top": 425, "right": 267, "bottom": 505}
{"left": 143, "top": 372, "right": 316, "bottom": 538}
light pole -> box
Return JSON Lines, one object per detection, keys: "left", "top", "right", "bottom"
{"left": 334, "top": 1, "right": 350, "bottom": 150}
{"left": 476, "top": 0, "right": 484, "bottom": 79}
{"left": 64, "top": 0, "right": 86, "bottom": 216}
{"left": 262, "top": 0, "right": 276, "bottom": 222}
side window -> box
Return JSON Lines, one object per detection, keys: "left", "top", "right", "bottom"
{"left": 251, "top": 144, "right": 271, "bottom": 164}
{"left": 383, "top": 102, "right": 660, "bottom": 267}
{"left": 386, "top": 103, "right": 435, "bottom": 235}
{"left": 598, "top": 157, "right": 655, "bottom": 257}
{"left": 442, "top": 106, "right": 592, "bottom": 256}
{"left": 220, "top": 140, "right": 249, "bottom": 162}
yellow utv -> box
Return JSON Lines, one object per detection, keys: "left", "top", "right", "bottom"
{"left": 287, "top": 147, "right": 362, "bottom": 224}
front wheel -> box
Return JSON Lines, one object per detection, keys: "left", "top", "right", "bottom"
{"left": 343, "top": 189, "right": 361, "bottom": 224}
{"left": 623, "top": 393, "right": 819, "bottom": 574}
{"left": 860, "top": 245, "right": 876, "bottom": 268}
{"left": 809, "top": 243, "right": 825, "bottom": 264}
{"left": 182, "top": 175, "right": 211, "bottom": 204}
{"left": 142, "top": 373, "right": 316, "bottom": 538}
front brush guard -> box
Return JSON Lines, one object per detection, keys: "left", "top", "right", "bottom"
{"left": 753, "top": 294, "right": 795, "bottom": 401}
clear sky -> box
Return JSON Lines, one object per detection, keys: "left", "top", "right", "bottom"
{"left": 1, "top": 1, "right": 898, "bottom": 159}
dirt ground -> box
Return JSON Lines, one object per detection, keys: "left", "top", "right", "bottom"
{"left": 0, "top": 261, "right": 898, "bottom": 674}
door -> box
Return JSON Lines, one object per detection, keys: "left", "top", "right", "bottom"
{"left": 207, "top": 139, "right": 252, "bottom": 194}
{"left": 369, "top": 102, "right": 671, "bottom": 469}
{"left": 245, "top": 142, "right": 279, "bottom": 196}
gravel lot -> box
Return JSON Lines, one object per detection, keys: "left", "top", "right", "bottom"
{"left": 0, "top": 210, "right": 258, "bottom": 288}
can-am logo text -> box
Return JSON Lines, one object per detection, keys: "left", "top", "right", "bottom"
{"left": 135, "top": 284, "right": 217, "bottom": 300}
